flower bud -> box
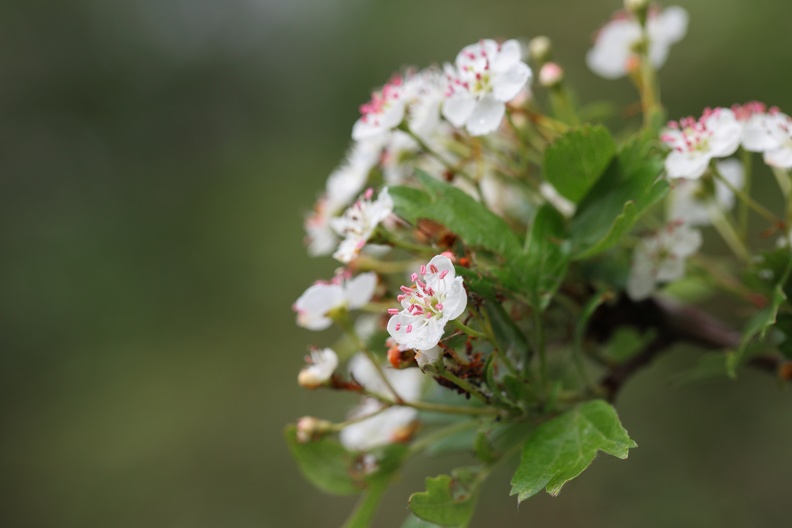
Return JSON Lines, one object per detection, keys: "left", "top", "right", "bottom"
{"left": 624, "top": 0, "right": 650, "bottom": 16}
{"left": 296, "top": 416, "right": 333, "bottom": 443}
{"left": 528, "top": 36, "right": 552, "bottom": 64}
{"left": 539, "top": 62, "right": 564, "bottom": 88}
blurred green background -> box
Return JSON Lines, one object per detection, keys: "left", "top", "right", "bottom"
{"left": 2, "top": 0, "right": 792, "bottom": 526}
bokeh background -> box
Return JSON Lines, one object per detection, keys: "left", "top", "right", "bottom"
{"left": 2, "top": 0, "right": 792, "bottom": 526}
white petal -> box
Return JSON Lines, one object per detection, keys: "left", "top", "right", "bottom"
{"left": 626, "top": 264, "right": 655, "bottom": 301}
{"left": 491, "top": 39, "right": 522, "bottom": 72}
{"left": 765, "top": 146, "right": 792, "bottom": 169}
{"left": 442, "top": 96, "right": 477, "bottom": 128}
{"left": 658, "top": 6, "right": 689, "bottom": 43}
{"left": 465, "top": 96, "right": 506, "bottom": 136}
{"left": 665, "top": 150, "right": 711, "bottom": 180}
{"left": 492, "top": 61, "right": 531, "bottom": 102}
{"left": 415, "top": 346, "right": 442, "bottom": 369}
{"left": 345, "top": 272, "right": 378, "bottom": 309}
{"left": 294, "top": 283, "right": 345, "bottom": 330}
{"left": 441, "top": 277, "right": 468, "bottom": 321}
{"left": 426, "top": 255, "right": 456, "bottom": 279}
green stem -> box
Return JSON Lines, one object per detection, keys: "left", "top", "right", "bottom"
{"left": 713, "top": 162, "right": 783, "bottom": 226}
{"left": 451, "top": 319, "right": 488, "bottom": 340}
{"left": 438, "top": 369, "right": 490, "bottom": 405}
{"left": 637, "top": 18, "right": 660, "bottom": 128}
{"left": 739, "top": 148, "right": 753, "bottom": 240}
{"left": 708, "top": 205, "right": 750, "bottom": 263}
{"left": 365, "top": 390, "right": 502, "bottom": 416}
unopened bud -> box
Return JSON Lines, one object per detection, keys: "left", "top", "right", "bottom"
{"left": 539, "top": 62, "right": 564, "bottom": 88}
{"left": 528, "top": 36, "right": 552, "bottom": 64}
{"left": 296, "top": 416, "right": 333, "bottom": 443}
{"left": 624, "top": 0, "right": 650, "bottom": 16}
{"left": 298, "top": 368, "right": 324, "bottom": 389}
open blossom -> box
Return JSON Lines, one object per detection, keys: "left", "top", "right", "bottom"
{"left": 297, "top": 348, "right": 339, "bottom": 388}
{"left": 661, "top": 108, "right": 742, "bottom": 180}
{"left": 668, "top": 159, "right": 744, "bottom": 226}
{"left": 352, "top": 75, "right": 406, "bottom": 141}
{"left": 293, "top": 272, "right": 377, "bottom": 330}
{"left": 304, "top": 140, "right": 383, "bottom": 256}
{"left": 403, "top": 68, "right": 448, "bottom": 138}
{"left": 627, "top": 222, "right": 702, "bottom": 301}
{"left": 442, "top": 39, "right": 532, "bottom": 136}
{"left": 331, "top": 187, "right": 394, "bottom": 263}
{"left": 386, "top": 255, "right": 467, "bottom": 351}
{"left": 586, "top": 6, "right": 688, "bottom": 79}
{"left": 340, "top": 354, "right": 425, "bottom": 452}
{"left": 734, "top": 102, "right": 792, "bottom": 169}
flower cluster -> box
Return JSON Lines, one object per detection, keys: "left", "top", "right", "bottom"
{"left": 288, "top": 8, "right": 792, "bottom": 527}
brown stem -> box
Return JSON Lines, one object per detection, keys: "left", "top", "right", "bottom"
{"left": 591, "top": 294, "right": 787, "bottom": 401}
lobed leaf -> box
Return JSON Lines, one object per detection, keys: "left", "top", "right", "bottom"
{"left": 409, "top": 467, "right": 482, "bottom": 527}
{"left": 510, "top": 400, "right": 636, "bottom": 502}
{"left": 389, "top": 170, "right": 522, "bottom": 259}
{"left": 517, "top": 204, "right": 570, "bottom": 310}
{"left": 570, "top": 138, "right": 667, "bottom": 259}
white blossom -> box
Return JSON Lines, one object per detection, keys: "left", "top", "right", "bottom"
{"left": 340, "top": 354, "right": 425, "bottom": 452}
{"left": 734, "top": 103, "right": 792, "bottom": 169}
{"left": 668, "top": 159, "right": 744, "bottom": 226}
{"left": 298, "top": 348, "right": 339, "bottom": 388}
{"left": 352, "top": 75, "right": 406, "bottom": 141}
{"left": 331, "top": 187, "right": 394, "bottom": 263}
{"left": 293, "top": 272, "right": 377, "bottom": 330}
{"left": 627, "top": 222, "right": 702, "bottom": 301}
{"left": 403, "top": 68, "right": 448, "bottom": 138}
{"left": 386, "top": 255, "right": 468, "bottom": 351}
{"left": 442, "top": 39, "right": 532, "bottom": 136}
{"left": 661, "top": 108, "right": 742, "bottom": 180}
{"left": 586, "top": 6, "right": 688, "bottom": 79}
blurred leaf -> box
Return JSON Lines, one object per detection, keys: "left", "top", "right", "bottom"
{"left": 425, "top": 427, "right": 477, "bottom": 457}
{"left": 570, "top": 138, "right": 667, "bottom": 259}
{"left": 409, "top": 467, "right": 482, "bottom": 527}
{"left": 516, "top": 205, "right": 570, "bottom": 310}
{"left": 602, "top": 327, "right": 656, "bottom": 362}
{"left": 284, "top": 426, "right": 360, "bottom": 495}
{"left": 390, "top": 171, "right": 522, "bottom": 258}
{"left": 543, "top": 125, "right": 617, "bottom": 203}
{"left": 484, "top": 302, "right": 529, "bottom": 358}
{"left": 454, "top": 266, "right": 500, "bottom": 301}
{"left": 510, "top": 400, "right": 636, "bottom": 502}
{"left": 342, "top": 444, "right": 409, "bottom": 527}
{"left": 728, "top": 263, "right": 791, "bottom": 377}
{"left": 671, "top": 353, "right": 732, "bottom": 386}
{"left": 775, "top": 313, "right": 792, "bottom": 360}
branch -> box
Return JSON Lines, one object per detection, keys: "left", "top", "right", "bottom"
{"left": 591, "top": 294, "right": 787, "bottom": 401}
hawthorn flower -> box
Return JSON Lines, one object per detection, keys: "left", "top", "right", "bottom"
{"left": 386, "top": 255, "right": 467, "bottom": 351}
{"left": 627, "top": 222, "right": 702, "bottom": 301}
{"left": 668, "top": 159, "right": 744, "bottom": 226}
{"left": 340, "top": 354, "right": 425, "bottom": 452}
{"left": 331, "top": 187, "right": 394, "bottom": 263}
{"left": 661, "top": 108, "right": 742, "bottom": 180}
{"left": 734, "top": 103, "right": 792, "bottom": 169}
{"left": 442, "top": 39, "right": 532, "bottom": 136}
{"left": 352, "top": 75, "right": 406, "bottom": 141}
{"left": 403, "top": 68, "right": 448, "bottom": 138}
{"left": 297, "top": 348, "right": 339, "bottom": 389}
{"left": 293, "top": 272, "right": 377, "bottom": 330}
{"left": 304, "top": 140, "right": 383, "bottom": 256}
{"left": 586, "top": 6, "right": 688, "bottom": 79}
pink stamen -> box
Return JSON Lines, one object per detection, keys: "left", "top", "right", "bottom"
{"left": 438, "top": 270, "right": 449, "bottom": 280}
{"left": 436, "top": 303, "right": 443, "bottom": 310}
{"left": 388, "top": 309, "right": 399, "bottom": 315}
{"left": 410, "top": 273, "right": 418, "bottom": 282}
{"left": 429, "top": 264, "right": 439, "bottom": 273}
{"left": 395, "top": 323, "right": 401, "bottom": 331}
{"left": 420, "top": 265, "right": 427, "bottom": 275}
{"left": 406, "top": 324, "right": 413, "bottom": 333}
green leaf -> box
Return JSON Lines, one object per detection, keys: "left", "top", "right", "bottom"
{"left": 284, "top": 425, "right": 360, "bottom": 495}
{"left": 570, "top": 138, "right": 668, "bottom": 259}
{"left": 454, "top": 266, "right": 500, "bottom": 301}
{"left": 517, "top": 204, "right": 570, "bottom": 310}
{"left": 390, "top": 171, "right": 522, "bottom": 258}
{"left": 543, "top": 125, "right": 617, "bottom": 203}
{"left": 409, "top": 468, "right": 482, "bottom": 527}
{"left": 341, "top": 444, "right": 409, "bottom": 527}
{"left": 510, "top": 400, "right": 637, "bottom": 502}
